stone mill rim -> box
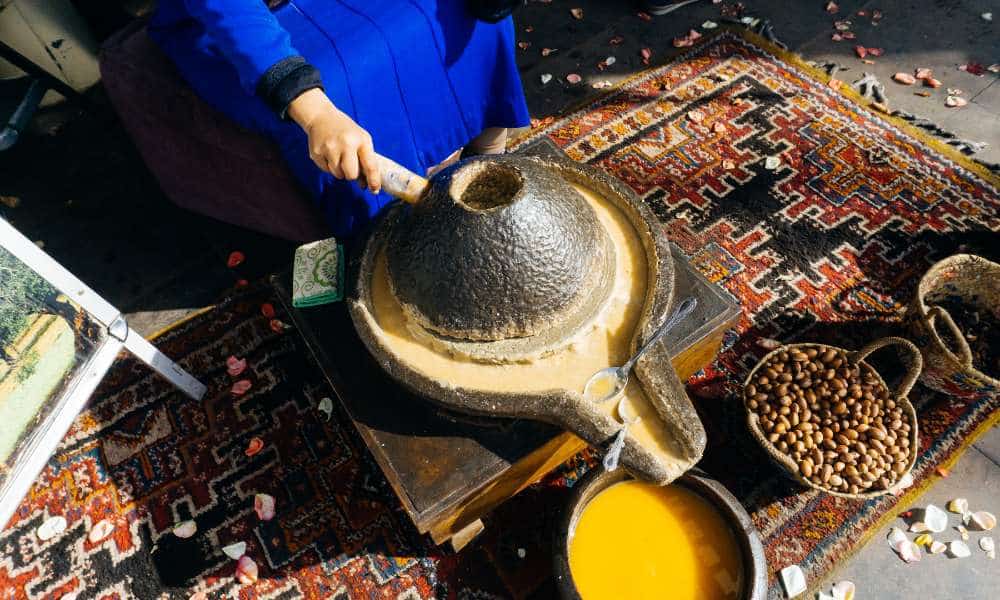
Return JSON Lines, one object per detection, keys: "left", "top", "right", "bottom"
{"left": 449, "top": 161, "right": 526, "bottom": 212}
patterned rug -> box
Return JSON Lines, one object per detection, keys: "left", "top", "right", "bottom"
{"left": 3, "top": 29, "right": 1000, "bottom": 600}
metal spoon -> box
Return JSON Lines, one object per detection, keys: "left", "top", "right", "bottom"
{"left": 583, "top": 297, "right": 698, "bottom": 403}
{"left": 603, "top": 395, "right": 640, "bottom": 472}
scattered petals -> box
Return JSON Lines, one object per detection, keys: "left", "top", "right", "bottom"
{"left": 261, "top": 303, "right": 277, "bottom": 319}
{"left": 779, "top": 564, "right": 807, "bottom": 598}
{"left": 914, "top": 67, "right": 933, "bottom": 80}
{"left": 570, "top": 7, "right": 583, "bottom": 19}
{"left": 894, "top": 539, "right": 922, "bottom": 563}
{"left": 958, "top": 524, "right": 970, "bottom": 540}
{"left": 173, "top": 520, "right": 197, "bottom": 539}
{"left": 540, "top": 73, "right": 553, "bottom": 85}
{"left": 825, "top": 1, "right": 839, "bottom": 14}
{"left": 887, "top": 527, "right": 908, "bottom": 548}
{"left": 254, "top": 494, "right": 276, "bottom": 521}
{"left": 946, "top": 87, "right": 963, "bottom": 96}
{"left": 840, "top": 31, "right": 856, "bottom": 40}
{"left": 970, "top": 511, "right": 996, "bottom": 531}
{"left": 893, "top": 72, "right": 916, "bottom": 85}
{"left": 871, "top": 9, "right": 882, "bottom": 20}
{"left": 673, "top": 29, "right": 702, "bottom": 48}
{"left": 227, "top": 356, "right": 248, "bottom": 377}
{"left": 909, "top": 521, "right": 930, "bottom": 533}
{"left": 914, "top": 533, "right": 933, "bottom": 547}
{"left": 834, "top": 20, "right": 852, "bottom": 31}
{"left": 945, "top": 95, "right": 968, "bottom": 108}
{"left": 712, "top": 122, "right": 727, "bottom": 133}
{"left": 37, "top": 516, "right": 67, "bottom": 541}
{"left": 269, "top": 319, "right": 290, "bottom": 333}
{"left": 982, "top": 12, "right": 993, "bottom": 21}
{"left": 702, "top": 20, "right": 718, "bottom": 29}
{"left": 88, "top": 519, "right": 115, "bottom": 544}
{"left": 764, "top": 156, "right": 781, "bottom": 170}
{"left": 948, "top": 540, "right": 971, "bottom": 558}
{"left": 862, "top": 59, "right": 876, "bottom": 66}
{"left": 828, "top": 78, "right": 843, "bottom": 90}
{"left": 687, "top": 110, "right": 705, "bottom": 123}
{"left": 222, "top": 541, "right": 247, "bottom": 560}
{"left": 541, "top": 47, "right": 557, "bottom": 56}
{"left": 948, "top": 498, "right": 970, "bottom": 514}
{"left": 980, "top": 537, "right": 995, "bottom": 553}
{"left": 566, "top": 73, "right": 582, "bottom": 84}
{"left": 866, "top": 47, "right": 883, "bottom": 57}
{"left": 924, "top": 504, "right": 948, "bottom": 533}
{"left": 640, "top": 48, "right": 652, "bottom": 65}
{"left": 236, "top": 555, "right": 259, "bottom": 585}
{"left": 609, "top": 35, "right": 625, "bottom": 45}
{"left": 831, "top": 33, "right": 843, "bottom": 42}
{"left": 637, "top": 11, "right": 652, "bottom": 22}
{"left": 517, "top": 41, "right": 531, "bottom": 50}
{"left": 524, "top": 25, "right": 534, "bottom": 33}
{"left": 235, "top": 279, "right": 249, "bottom": 288}
{"left": 244, "top": 437, "right": 264, "bottom": 457}
{"left": 892, "top": 472, "right": 914, "bottom": 493}
{"left": 959, "top": 63, "right": 987, "bottom": 76}
{"left": 592, "top": 80, "right": 613, "bottom": 89}
{"left": 929, "top": 540, "right": 947, "bottom": 554}
{"left": 914, "top": 91, "right": 932, "bottom": 97}
{"left": 924, "top": 77, "right": 942, "bottom": 88}
{"left": 226, "top": 251, "right": 245, "bottom": 268}
{"left": 756, "top": 337, "right": 781, "bottom": 350}
{"left": 318, "top": 397, "right": 334, "bottom": 420}
{"left": 989, "top": 64, "right": 1000, "bottom": 73}
{"left": 831, "top": 581, "right": 854, "bottom": 600}
{"left": 231, "top": 379, "right": 252, "bottom": 396}
{"left": 854, "top": 46, "right": 867, "bottom": 59}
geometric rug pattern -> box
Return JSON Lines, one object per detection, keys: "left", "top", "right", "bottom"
{"left": 3, "top": 30, "right": 999, "bottom": 599}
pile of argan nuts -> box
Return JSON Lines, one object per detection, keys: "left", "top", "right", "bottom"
{"left": 744, "top": 345, "right": 913, "bottom": 495}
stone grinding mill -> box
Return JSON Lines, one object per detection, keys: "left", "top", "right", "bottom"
{"left": 347, "top": 152, "right": 707, "bottom": 484}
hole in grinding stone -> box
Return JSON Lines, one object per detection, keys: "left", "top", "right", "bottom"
{"left": 451, "top": 162, "right": 524, "bottom": 211}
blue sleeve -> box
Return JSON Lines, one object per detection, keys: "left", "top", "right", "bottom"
{"left": 181, "top": 0, "right": 300, "bottom": 96}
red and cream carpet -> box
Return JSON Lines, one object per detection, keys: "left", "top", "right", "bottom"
{"left": 3, "top": 30, "right": 999, "bottom": 599}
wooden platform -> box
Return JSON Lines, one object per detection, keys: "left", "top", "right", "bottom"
{"left": 271, "top": 243, "right": 739, "bottom": 549}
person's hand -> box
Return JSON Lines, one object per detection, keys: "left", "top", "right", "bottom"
{"left": 288, "top": 88, "right": 381, "bottom": 193}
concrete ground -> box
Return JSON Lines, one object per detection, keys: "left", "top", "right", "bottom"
{"left": 1, "top": 0, "right": 997, "bottom": 597}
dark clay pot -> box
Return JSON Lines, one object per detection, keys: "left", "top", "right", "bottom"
{"left": 553, "top": 468, "right": 768, "bottom": 600}
{"left": 348, "top": 154, "right": 707, "bottom": 485}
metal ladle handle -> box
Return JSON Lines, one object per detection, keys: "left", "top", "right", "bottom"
{"left": 620, "top": 297, "right": 698, "bottom": 375}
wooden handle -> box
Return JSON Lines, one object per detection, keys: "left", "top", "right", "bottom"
{"left": 368, "top": 154, "right": 428, "bottom": 204}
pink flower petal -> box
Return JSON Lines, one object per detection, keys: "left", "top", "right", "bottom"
{"left": 231, "top": 380, "right": 252, "bottom": 396}
{"left": 236, "top": 555, "right": 258, "bottom": 585}
{"left": 260, "top": 303, "right": 276, "bottom": 319}
{"left": 254, "top": 494, "right": 276, "bottom": 521}
{"left": 245, "top": 437, "right": 264, "bottom": 457}
{"left": 226, "top": 356, "right": 247, "bottom": 377}
{"left": 566, "top": 73, "right": 582, "bottom": 84}
{"left": 88, "top": 519, "right": 115, "bottom": 544}
{"left": 226, "top": 251, "right": 245, "bottom": 268}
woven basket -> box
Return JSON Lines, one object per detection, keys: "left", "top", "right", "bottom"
{"left": 743, "top": 337, "right": 922, "bottom": 499}
{"left": 908, "top": 254, "right": 1000, "bottom": 399}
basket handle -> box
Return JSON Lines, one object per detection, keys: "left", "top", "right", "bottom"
{"left": 926, "top": 306, "right": 974, "bottom": 369}
{"left": 851, "top": 336, "right": 923, "bottom": 399}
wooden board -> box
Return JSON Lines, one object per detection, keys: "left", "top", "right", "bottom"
{"left": 271, "top": 245, "right": 738, "bottom": 549}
